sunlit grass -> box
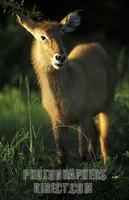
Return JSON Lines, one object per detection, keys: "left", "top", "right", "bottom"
{"left": 0, "top": 84, "right": 129, "bottom": 199}
{"left": 0, "top": 86, "right": 50, "bottom": 140}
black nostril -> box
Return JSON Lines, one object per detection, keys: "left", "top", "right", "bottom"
{"left": 61, "top": 55, "right": 65, "bottom": 62}
{"left": 55, "top": 54, "right": 65, "bottom": 62}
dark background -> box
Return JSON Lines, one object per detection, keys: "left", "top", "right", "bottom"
{"left": 0, "top": 0, "right": 129, "bottom": 88}
{"left": 24, "top": 0, "right": 129, "bottom": 43}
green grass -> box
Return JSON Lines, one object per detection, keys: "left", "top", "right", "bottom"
{"left": 0, "top": 86, "right": 50, "bottom": 140}
{"left": 0, "top": 84, "right": 129, "bottom": 199}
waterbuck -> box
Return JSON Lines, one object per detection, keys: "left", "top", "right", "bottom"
{"left": 17, "top": 11, "right": 117, "bottom": 167}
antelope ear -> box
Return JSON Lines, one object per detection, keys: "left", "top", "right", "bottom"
{"left": 60, "top": 10, "right": 81, "bottom": 34}
{"left": 16, "top": 13, "right": 36, "bottom": 37}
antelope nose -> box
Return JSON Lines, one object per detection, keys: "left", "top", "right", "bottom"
{"left": 55, "top": 54, "right": 65, "bottom": 63}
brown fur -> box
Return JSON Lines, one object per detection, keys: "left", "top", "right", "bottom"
{"left": 17, "top": 13, "right": 118, "bottom": 167}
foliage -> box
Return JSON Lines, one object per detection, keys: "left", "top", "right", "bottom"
{"left": 0, "top": 86, "right": 50, "bottom": 140}
{"left": 0, "top": 0, "right": 42, "bottom": 19}
{"left": 0, "top": 85, "right": 129, "bottom": 199}
{"left": 111, "top": 84, "right": 129, "bottom": 155}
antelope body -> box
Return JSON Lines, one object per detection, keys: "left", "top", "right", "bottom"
{"left": 17, "top": 11, "right": 117, "bottom": 167}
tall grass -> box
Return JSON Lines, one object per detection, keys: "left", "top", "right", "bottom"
{"left": 0, "top": 85, "right": 50, "bottom": 140}
{"left": 0, "top": 83, "right": 129, "bottom": 199}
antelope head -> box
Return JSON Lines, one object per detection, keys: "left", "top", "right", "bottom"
{"left": 16, "top": 11, "right": 81, "bottom": 70}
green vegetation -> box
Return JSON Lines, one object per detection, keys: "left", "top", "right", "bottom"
{"left": 0, "top": 86, "right": 50, "bottom": 140}
{"left": 0, "top": 84, "right": 129, "bottom": 199}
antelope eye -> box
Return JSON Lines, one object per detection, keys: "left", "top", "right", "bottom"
{"left": 41, "top": 35, "right": 47, "bottom": 41}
